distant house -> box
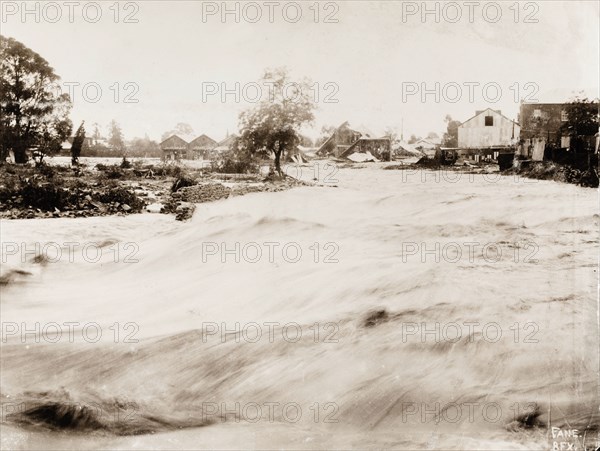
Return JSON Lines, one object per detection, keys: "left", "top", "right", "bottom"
{"left": 458, "top": 109, "right": 519, "bottom": 152}
{"left": 188, "top": 134, "right": 217, "bottom": 159}
{"left": 412, "top": 138, "right": 439, "bottom": 157}
{"left": 206, "top": 134, "right": 238, "bottom": 160}
{"left": 60, "top": 136, "right": 94, "bottom": 154}
{"left": 161, "top": 135, "right": 189, "bottom": 160}
{"left": 317, "top": 122, "right": 363, "bottom": 157}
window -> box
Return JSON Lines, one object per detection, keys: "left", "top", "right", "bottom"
{"left": 561, "top": 110, "right": 568, "bottom": 121}
{"left": 533, "top": 109, "right": 541, "bottom": 118}
{"left": 485, "top": 116, "right": 494, "bottom": 126}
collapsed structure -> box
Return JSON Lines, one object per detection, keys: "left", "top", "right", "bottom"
{"left": 316, "top": 122, "right": 391, "bottom": 162}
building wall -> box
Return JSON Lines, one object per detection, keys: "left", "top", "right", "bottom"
{"left": 160, "top": 135, "right": 189, "bottom": 160}
{"left": 519, "top": 103, "right": 566, "bottom": 142}
{"left": 458, "top": 109, "right": 519, "bottom": 148}
{"left": 519, "top": 102, "right": 599, "bottom": 145}
{"left": 189, "top": 135, "right": 217, "bottom": 152}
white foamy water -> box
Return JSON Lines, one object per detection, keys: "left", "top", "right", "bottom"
{"left": 1, "top": 165, "right": 598, "bottom": 450}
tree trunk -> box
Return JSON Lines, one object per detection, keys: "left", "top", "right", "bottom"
{"left": 274, "top": 150, "right": 282, "bottom": 176}
{"left": 14, "top": 146, "right": 28, "bottom": 164}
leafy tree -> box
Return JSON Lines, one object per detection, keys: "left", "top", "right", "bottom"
{"left": 161, "top": 123, "right": 194, "bottom": 141}
{"left": 408, "top": 134, "right": 420, "bottom": 144}
{"left": 560, "top": 97, "right": 599, "bottom": 152}
{"left": 384, "top": 127, "right": 399, "bottom": 143}
{"left": 71, "top": 121, "right": 85, "bottom": 166}
{"left": 442, "top": 115, "right": 461, "bottom": 147}
{"left": 426, "top": 131, "right": 439, "bottom": 140}
{"left": 108, "top": 119, "right": 125, "bottom": 154}
{"left": 238, "top": 68, "right": 315, "bottom": 176}
{"left": 315, "top": 125, "right": 337, "bottom": 147}
{"left": 0, "top": 35, "right": 72, "bottom": 163}
{"left": 91, "top": 122, "right": 101, "bottom": 141}
{"left": 128, "top": 135, "right": 161, "bottom": 157}
{"left": 298, "top": 134, "right": 314, "bottom": 147}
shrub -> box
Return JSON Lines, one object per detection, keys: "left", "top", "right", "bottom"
{"left": 120, "top": 157, "right": 132, "bottom": 169}
{"left": 95, "top": 163, "right": 125, "bottom": 179}
{"left": 95, "top": 186, "right": 145, "bottom": 211}
{"left": 171, "top": 175, "right": 197, "bottom": 192}
{"left": 20, "top": 179, "right": 71, "bottom": 211}
{"left": 211, "top": 148, "right": 259, "bottom": 174}
{"left": 106, "top": 166, "right": 124, "bottom": 179}
{"left": 37, "top": 164, "right": 57, "bottom": 179}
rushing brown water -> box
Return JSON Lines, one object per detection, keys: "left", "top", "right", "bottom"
{"left": 1, "top": 164, "right": 598, "bottom": 450}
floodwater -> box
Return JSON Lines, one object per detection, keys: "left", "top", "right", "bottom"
{"left": 1, "top": 164, "right": 598, "bottom": 450}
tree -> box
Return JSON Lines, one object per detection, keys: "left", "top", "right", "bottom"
{"left": 560, "top": 97, "right": 599, "bottom": 153}
{"left": 315, "top": 125, "right": 337, "bottom": 147}
{"left": 408, "top": 134, "right": 420, "bottom": 144}
{"left": 0, "top": 35, "right": 72, "bottom": 163}
{"left": 426, "top": 131, "right": 439, "bottom": 140}
{"left": 71, "top": 121, "right": 85, "bottom": 166}
{"left": 238, "top": 68, "right": 315, "bottom": 176}
{"left": 91, "top": 122, "right": 101, "bottom": 141}
{"left": 108, "top": 120, "right": 125, "bottom": 154}
{"left": 298, "top": 134, "right": 314, "bottom": 147}
{"left": 161, "top": 123, "right": 194, "bottom": 141}
{"left": 442, "top": 115, "right": 461, "bottom": 147}
{"left": 128, "top": 135, "right": 161, "bottom": 157}
{"left": 384, "top": 127, "right": 399, "bottom": 143}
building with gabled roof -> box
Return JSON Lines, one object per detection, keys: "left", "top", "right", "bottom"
{"left": 188, "top": 134, "right": 217, "bottom": 159}
{"left": 204, "top": 134, "right": 238, "bottom": 160}
{"left": 160, "top": 135, "right": 189, "bottom": 160}
{"left": 458, "top": 108, "right": 519, "bottom": 149}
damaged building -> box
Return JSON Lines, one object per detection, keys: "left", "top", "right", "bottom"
{"left": 317, "top": 122, "right": 391, "bottom": 161}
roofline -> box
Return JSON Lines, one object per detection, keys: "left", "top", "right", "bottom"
{"left": 189, "top": 134, "right": 217, "bottom": 144}
{"left": 160, "top": 134, "right": 189, "bottom": 145}
{"left": 459, "top": 108, "right": 519, "bottom": 127}
{"left": 215, "top": 134, "right": 238, "bottom": 146}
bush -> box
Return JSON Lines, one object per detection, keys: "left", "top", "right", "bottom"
{"left": 171, "top": 174, "right": 197, "bottom": 192}
{"left": 211, "top": 148, "right": 259, "bottom": 174}
{"left": 95, "top": 163, "right": 125, "bottom": 179}
{"left": 145, "top": 163, "right": 185, "bottom": 177}
{"left": 106, "top": 166, "right": 124, "bottom": 179}
{"left": 510, "top": 161, "right": 599, "bottom": 188}
{"left": 95, "top": 186, "right": 145, "bottom": 211}
{"left": 20, "top": 179, "right": 71, "bottom": 211}
{"left": 120, "top": 157, "right": 132, "bottom": 169}
{"left": 37, "top": 164, "right": 57, "bottom": 179}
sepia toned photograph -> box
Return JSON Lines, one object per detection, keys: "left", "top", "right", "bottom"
{"left": 0, "top": 1, "right": 598, "bottom": 450}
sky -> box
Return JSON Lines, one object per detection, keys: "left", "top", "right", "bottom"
{"left": 2, "top": 0, "right": 598, "bottom": 142}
